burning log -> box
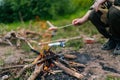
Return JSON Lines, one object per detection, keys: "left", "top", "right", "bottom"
{"left": 52, "top": 60, "right": 84, "bottom": 79}
{"left": 16, "top": 52, "right": 59, "bottom": 78}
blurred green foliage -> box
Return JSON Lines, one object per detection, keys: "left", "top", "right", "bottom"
{"left": 0, "top": 0, "right": 92, "bottom": 23}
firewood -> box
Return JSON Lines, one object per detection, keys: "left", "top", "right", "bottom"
{"left": 52, "top": 60, "right": 84, "bottom": 79}
{"left": 23, "top": 59, "right": 34, "bottom": 63}
{"left": 27, "top": 63, "right": 44, "bottom": 80}
{"left": 63, "top": 54, "right": 77, "bottom": 59}
{"left": 16, "top": 64, "right": 34, "bottom": 78}
{"left": 58, "top": 58, "right": 71, "bottom": 68}
{"left": 0, "top": 39, "right": 11, "bottom": 45}
{"left": 6, "top": 39, "right": 13, "bottom": 46}
{"left": 16, "top": 54, "right": 58, "bottom": 78}
{"left": 16, "top": 39, "right": 21, "bottom": 47}
{"left": 0, "top": 65, "right": 24, "bottom": 71}
{"left": 49, "top": 70, "right": 63, "bottom": 74}
{"left": 69, "top": 61, "right": 86, "bottom": 68}
{"left": 25, "top": 30, "right": 42, "bottom": 36}
{"left": 0, "top": 70, "right": 10, "bottom": 75}
{"left": 16, "top": 57, "right": 43, "bottom": 78}
{"left": 41, "top": 72, "right": 47, "bottom": 80}
{"left": 3, "top": 31, "right": 16, "bottom": 40}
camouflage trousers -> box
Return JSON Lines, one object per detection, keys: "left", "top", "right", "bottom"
{"left": 108, "top": 6, "right": 120, "bottom": 40}
{"left": 89, "top": 6, "right": 120, "bottom": 40}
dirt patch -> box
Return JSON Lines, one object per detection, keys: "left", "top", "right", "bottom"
{"left": 0, "top": 43, "right": 120, "bottom": 80}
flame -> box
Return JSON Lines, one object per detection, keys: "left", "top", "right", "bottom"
{"left": 32, "top": 18, "right": 53, "bottom": 64}
{"left": 43, "top": 63, "right": 55, "bottom": 71}
{"left": 44, "top": 66, "right": 49, "bottom": 71}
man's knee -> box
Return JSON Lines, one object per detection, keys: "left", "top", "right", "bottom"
{"left": 89, "top": 10, "right": 102, "bottom": 21}
{"left": 89, "top": 10, "right": 97, "bottom": 21}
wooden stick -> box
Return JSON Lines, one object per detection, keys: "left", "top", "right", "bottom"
{"left": 47, "top": 21, "right": 56, "bottom": 28}
{"left": 63, "top": 54, "right": 77, "bottom": 59}
{"left": 58, "top": 58, "right": 71, "bottom": 68}
{"left": 6, "top": 39, "right": 13, "bottom": 46}
{"left": 25, "top": 30, "right": 42, "bottom": 36}
{"left": 16, "top": 57, "right": 42, "bottom": 78}
{"left": 0, "top": 65, "right": 24, "bottom": 71}
{"left": 69, "top": 61, "right": 86, "bottom": 68}
{"left": 0, "top": 39, "right": 11, "bottom": 45}
{"left": 39, "top": 36, "right": 81, "bottom": 45}
{"left": 27, "top": 63, "right": 44, "bottom": 80}
{"left": 52, "top": 60, "right": 84, "bottom": 79}
{"left": 16, "top": 64, "right": 34, "bottom": 78}
{"left": 49, "top": 70, "right": 63, "bottom": 74}
{"left": 47, "top": 21, "right": 73, "bottom": 29}
{"left": 23, "top": 59, "right": 34, "bottom": 63}
{"left": 16, "top": 54, "right": 59, "bottom": 78}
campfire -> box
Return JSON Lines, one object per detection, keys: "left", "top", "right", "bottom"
{"left": 0, "top": 20, "right": 84, "bottom": 80}
{"left": 1, "top": 20, "right": 120, "bottom": 80}
{"left": 17, "top": 47, "right": 84, "bottom": 80}
{"left": 16, "top": 21, "right": 84, "bottom": 80}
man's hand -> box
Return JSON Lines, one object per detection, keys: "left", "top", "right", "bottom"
{"left": 48, "top": 27, "right": 58, "bottom": 31}
{"left": 93, "top": 0, "right": 107, "bottom": 12}
{"left": 72, "top": 18, "right": 85, "bottom": 26}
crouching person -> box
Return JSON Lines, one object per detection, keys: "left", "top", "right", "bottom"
{"left": 72, "top": 0, "right": 120, "bottom": 55}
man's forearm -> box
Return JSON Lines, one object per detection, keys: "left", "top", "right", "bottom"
{"left": 81, "top": 10, "right": 93, "bottom": 22}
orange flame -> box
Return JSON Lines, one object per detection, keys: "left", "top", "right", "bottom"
{"left": 32, "top": 19, "right": 53, "bottom": 64}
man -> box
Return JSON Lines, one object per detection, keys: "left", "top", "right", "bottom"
{"left": 72, "top": 0, "right": 120, "bottom": 55}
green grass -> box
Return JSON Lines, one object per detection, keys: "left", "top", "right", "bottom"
{"left": 106, "top": 76, "right": 120, "bottom": 80}
{"left": 0, "top": 21, "right": 31, "bottom": 32}
{"left": 0, "top": 59, "right": 4, "bottom": 65}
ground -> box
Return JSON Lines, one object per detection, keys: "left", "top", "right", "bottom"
{"left": 0, "top": 43, "right": 120, "bottom": 80}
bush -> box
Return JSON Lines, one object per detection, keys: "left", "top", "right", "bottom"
{"left": 0, "top": 0, "right": 92, "bottom": 23}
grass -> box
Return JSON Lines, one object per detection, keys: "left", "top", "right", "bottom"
{"left": 0, "top": 59, "right": 4, "bottom": 65}
{"left": 106, "top": 76, "right": 120, "bottom": 80}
